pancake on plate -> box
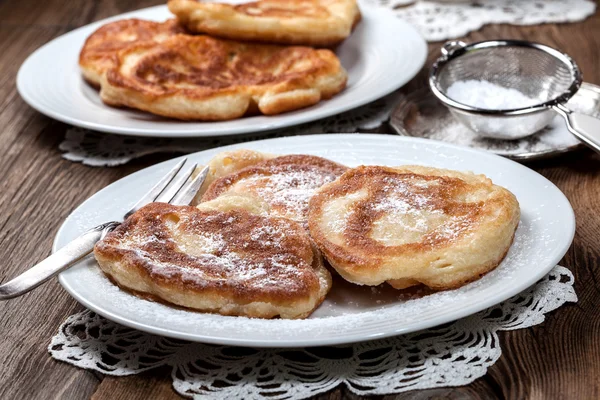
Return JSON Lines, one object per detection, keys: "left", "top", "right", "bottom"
{"left": 94, "top": 200, "right": 332, "bottom": 319}
{"left": 201, "top": 154, "right": 347, "bottom": 225}
{"left": 168, "top": 0, "right": 361, "bottom": 46}
{"left": 191, "top": 149, "right": 277, "bottom": 203}
{"left": 100, "top": 34, "right": 348, "bottom": 120}
{"left": 79, "top": 19, "right": 184, "bottom": 87}
{"left": 308, "top": 165, "right": 520, "bottom": 290}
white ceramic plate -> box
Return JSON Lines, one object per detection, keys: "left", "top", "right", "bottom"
{"left": 55, "top": 134, "right": 575, "bottom": 347}
{"left": 16, "top": 2, "right": 426, "bottom": 138}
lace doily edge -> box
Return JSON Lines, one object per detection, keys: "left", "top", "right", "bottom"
{"left": 48, "top": 266, "right": 577, "bottom": 371}
{"left": 405, "top": 3, "right": 596, "bottom": 42}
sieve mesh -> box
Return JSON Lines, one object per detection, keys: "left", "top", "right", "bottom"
{"left": 437, "top": 45, "right": 575, "bottom": 107}
{"left": 430, "top": 41, "right": 582, "bottom": 139}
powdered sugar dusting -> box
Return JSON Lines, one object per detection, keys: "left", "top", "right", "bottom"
{"left": 118, "top": 213, "right": 309, "bottom": 291}
{"left": 249, "top": 225, "right": 285, "bottom": 248}
{"left": 371, "top": 177, "right": 471, "bottom": 243}
{"left": 235, "top": 168, "right": 338, "bottom": 221}
{"left": 375, "top": 178, "right": 432, "bottom": 212}
{"left": 447, "top": 80, "right": 540, "bottom": 110}
{"left": 80, "top": 215, "right": 547, "bottom": 337}
{"left": 394, "top": 87, "right": 592, "bottom": 157}
{"left": 425, "top": 117, "right": 580, "bottom": 154}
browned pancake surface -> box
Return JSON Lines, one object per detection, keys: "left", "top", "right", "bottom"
{"left": 96, "top": 203, "right": 313, "bottom": 297}
{"left": 308, "top": 165, "right": 520, "bottom": 290}
{"left": 202, "top": 154, "right": 348, "bottom": 223}
{"left": 318, "top": 167, "right": 485, "bottom": 254}
{"left": 100, "top": 35, "right": 347, "bottom": 119}
{"left": 79, "top": 18, "right": 184, "bottom": 87}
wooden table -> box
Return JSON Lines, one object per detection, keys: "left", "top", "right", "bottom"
{"left": 1, "top": 1, "right": 599, "bottom": 398}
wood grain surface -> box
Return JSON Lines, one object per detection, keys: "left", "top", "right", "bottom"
{"left": 0, "top": 0, "right": 599, "bottom": 399}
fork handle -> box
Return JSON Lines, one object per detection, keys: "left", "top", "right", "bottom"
{"left": 0, "top": 222, "right": 119, "bottom": 300}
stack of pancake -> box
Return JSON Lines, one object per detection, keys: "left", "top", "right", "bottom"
{"left": 79, "top": 0, "right": 360, "bottom": 120}
{"left": 94, "top": 151, "right": 521, "bottom": 319}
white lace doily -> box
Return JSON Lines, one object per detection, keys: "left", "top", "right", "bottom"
{"left": 49, "top": 265, "right": 576, "bottom": 399}
{"left": 59, "top": 92, "right": 400, "bottom": 167}
{"left": 365, "top": 0, "right": 596, "bottom": 42}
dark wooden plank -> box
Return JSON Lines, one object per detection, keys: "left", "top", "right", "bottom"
{"left": 91, "top": 368, "right": 181, "bottom": 400}
{"left": 0, "top": 25, "right": 105, "bottom": 400}
{"left": 0, "top": 0, "right": 164, "bottom": 28}
{"left": 483, "top": 152, "right": 600, "bottom": 400}
{"left": 460, "top": 16, "right": 600, "bottom": 400}
{"left": 0, "top": 1, "right": 166, "bottom": 399}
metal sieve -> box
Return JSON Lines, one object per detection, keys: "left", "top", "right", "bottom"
{"left": 430, "top": 40, "right": 600, "bottom": 153}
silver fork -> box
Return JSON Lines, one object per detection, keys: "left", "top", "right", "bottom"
{"left": 0, "top": 159, "right": 209, "bottom": 300}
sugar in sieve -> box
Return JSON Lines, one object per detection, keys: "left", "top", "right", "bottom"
{"left": 429, "top": 40, "right": 600, "bottom": 153}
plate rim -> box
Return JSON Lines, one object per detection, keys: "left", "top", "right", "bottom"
{"left": 55, "top": 134, "right": 576, "bottom": 347}
{"left": 16, "top": 4, "right": 427, "bottom": 138}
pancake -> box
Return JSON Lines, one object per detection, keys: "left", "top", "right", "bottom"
{"left": 94, "top": 200, "right": 332, "bottom": 319}
{"left": 191, "top": 149, "right": 276, "bottom": 204}
{"left": 308, "top": 165, "right": 520, "bottom": 290}
{"left": 79, "top": 19, "right": 184, "bottom": 87}
{"left": 201, "top": 154, "right": 348, "bottom": 225}
{"left": 168, "top": 0, "right": 361, "bottom": 46}
{"left": 100, "top": 34, "right": 348, "bottom": 120}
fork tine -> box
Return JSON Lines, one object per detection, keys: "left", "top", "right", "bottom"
{"left": 155, "top": 164, "right": 197, "bottom": 204}
{"left": 124, "top": 158, "right": 187, "bottom": 219}
{"left": 170, "top": 165, "right": 210, "bottom": 206}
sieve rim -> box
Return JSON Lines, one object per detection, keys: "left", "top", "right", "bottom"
{"left": 429, "top": 40, "right": 582, "bottom": 116}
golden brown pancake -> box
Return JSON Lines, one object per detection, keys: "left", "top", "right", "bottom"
{"left": 100, "top": 34, "right": 348, "bottom": 120}
{"left": 94, "top": 201, "right": 332, "bottom": 319}
{"left": 79, "top": 19, "right": 184, "bottom": 87}
{"left": 201, "top": 154, "right": 347, "bottom": 225}
{"left": 308, "top": 165, "right": 520, "bottom": 290}
{"left": 168, "top": 0, "right": 361, "bottom": 46}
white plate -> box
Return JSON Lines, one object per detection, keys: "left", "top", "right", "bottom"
{"left": 16, "top": 2, "right": 426, "bottom": 138}
{"left": 55, "top": 134, "right": 575, "bottom": 347}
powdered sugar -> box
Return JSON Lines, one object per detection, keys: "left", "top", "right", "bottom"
{"left": 81, "top": 215, "right": 544, "bottom": 337}
{"left": 447, "top": 80, "right": 540, "bottom": 110}
{"left": 371, "top": 177, "right": 474, "bottom": 242}
{"left": 238, "top": 168, "right": 339, "bottom": 221}
{"left": 372, "top": 194, "right": 436, "bottom": 237}
{"left": 425, "top": 116, "right": 580, "bottom": 154}
{"left": 249, "top": 225, "right": 286, "bottom": 248}
{"left": 117, "top": 214, "right": 309, "bottom": 289}
{"left": 445, "top": 80, "right": 552, "bottom": 139}
{"left": 394, "top": 88, "right": 584, "bottom": 157}
{"left": 194, "top": 232, "right": 226, "bottom": 253}
{"left": 376, "top": 179, "right": 432, "bottom": 211}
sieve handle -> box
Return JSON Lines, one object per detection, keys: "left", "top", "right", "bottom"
{"left": 553, "top": 103, "right": 600, "bottom": 154}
